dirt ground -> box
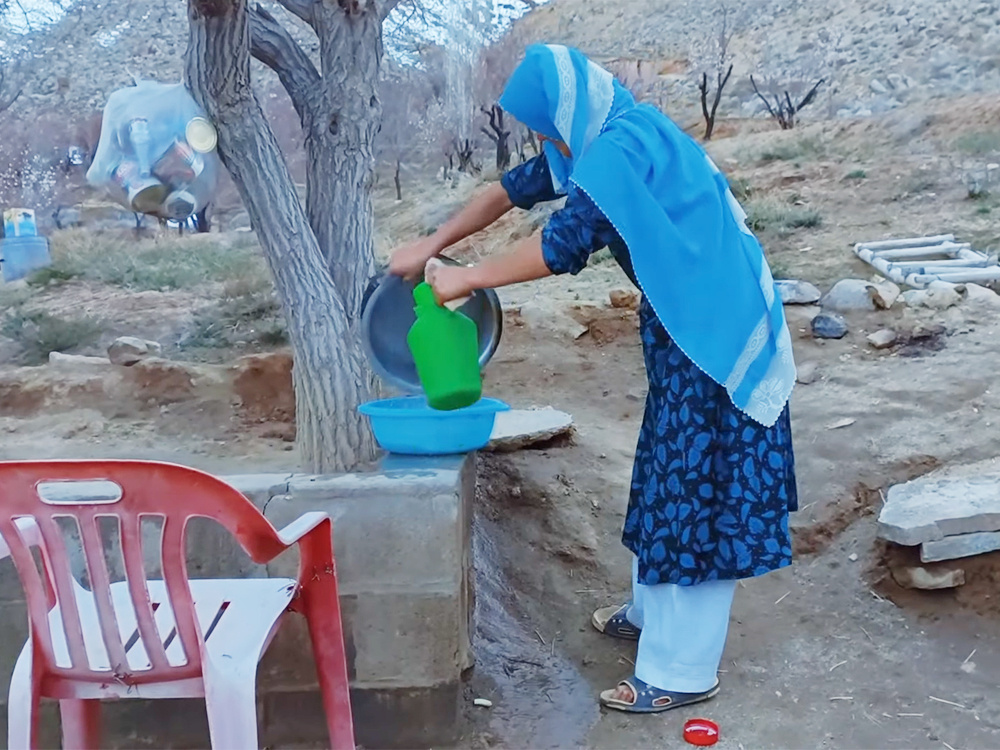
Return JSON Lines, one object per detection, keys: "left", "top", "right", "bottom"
{"left": 458, "top": 302, "right": 1000, "bottom": 750}
{"left": 3, "top": 98, "right": 1000, "bottom": 748}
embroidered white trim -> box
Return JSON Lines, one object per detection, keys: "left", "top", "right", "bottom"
{"left": 583, "top": 60, "right": 614, "bottom": 154}
{"left": 724, "top": 312, "right": 769, "bottom": 393}
{"left": 759, "top": 258, "right": 775, "bottom": 308}
{"left": 549, "top": 45, "right": 577, "bottom": 146}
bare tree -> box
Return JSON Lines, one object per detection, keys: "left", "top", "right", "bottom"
{"left": 692, "top": 2, "right": 738, "bottom": 141}
{"left": 185, "top": 0, "right": 413, "bottom": 472}
{"left": 480, "top": 104, "right": 510, "bottom": 171}
{"left": 377, "top": 72, "right": 427, "bottom": 200}
{"left": 750, "top": 75, "right": 825, "bottom": 130}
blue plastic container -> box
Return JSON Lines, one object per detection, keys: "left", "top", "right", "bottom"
{"left": 359, "top": 396, "right": 510, "bottom": 455}
{"left": 0, "top": 236, "right": 51, "bottom": 282}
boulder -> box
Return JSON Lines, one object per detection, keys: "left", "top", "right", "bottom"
{"left": 517, "top": 301, "right": 588, "bottom": 340}
{"left": 609, "top": 289, "right": 639, "bottom": 310}
{"left": 775, "top": 279, "right": 822, "bottom": 305}
{"left": 822, "top": 279, "right": 877, "bottom": 312}
{"left": 867, "top": 329, "right": 898, "bottom": 349}
{"left": 108, "top": 336, "right": 162, "bottom": 366}
{"left": 48, "top": 352, "right": 113, "bottom": 369}
{"left": 891, "top": 564, "right": 965, "bottom": 590}
{"left": 811, "top": 313, "right": 848, "bottom": 339}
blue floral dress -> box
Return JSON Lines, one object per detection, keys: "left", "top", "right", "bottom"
{"left": 502, "top": 155, "right": 798, "bottom": 586}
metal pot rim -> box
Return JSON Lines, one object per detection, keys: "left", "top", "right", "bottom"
{"left": 359, "top": 257, "right": 503, "bottom": 394}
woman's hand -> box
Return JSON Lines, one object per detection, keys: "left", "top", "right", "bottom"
{"left": 388, "top": 236, "right": 441, "bottom": 280}
{"left": 425, "top": 260, "right": 478, "bottom": 306}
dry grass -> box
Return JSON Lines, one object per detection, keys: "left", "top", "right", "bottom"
{"left": 745, "top": 197, "right": 823, "bottom": 234}
{"left": 180, "top": 275, "right": 287, "bottom": 355}
{"left": 29, "top": 229, "right": 268, "bottom": 292}
{"left": 1, "top": 309, "right": 103, "bottom": 365}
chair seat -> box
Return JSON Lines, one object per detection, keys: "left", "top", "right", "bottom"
{"left": 32, "top": 577, "right": 297, "bottom": 700}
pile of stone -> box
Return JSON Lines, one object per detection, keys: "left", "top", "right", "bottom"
{"left": 877, "top": 472, "right": 1000, "bottom": 589}
{"left": 777, "top": 274, "right": 1000, "bottom": 349}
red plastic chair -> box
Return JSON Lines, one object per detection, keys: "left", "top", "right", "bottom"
{"left": 0, "top": 459, "right": 354, "bottom": 750}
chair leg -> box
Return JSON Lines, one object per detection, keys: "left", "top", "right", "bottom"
{"left": 301, "top": 576, "right": 355, "bottom": 750}
{"left": 8, "top": 646, "right": 40, "bottom": 750}
{"left": 204, "top": 668, "right": 261, "bottom": 750}
{"left": 59, "top": 699, "right": 102, "bottom": 750}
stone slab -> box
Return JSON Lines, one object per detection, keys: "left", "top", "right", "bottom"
{"left": 877, "top": 474, "right": 1000, "bottom": 545}
{"left": 486, "top": 407, "right": 574, "bottom": 452}
{"left": 921, "top": 530, "right": 1000, "bottom": 563}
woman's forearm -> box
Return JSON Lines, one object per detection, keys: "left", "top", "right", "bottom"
{"left": 431, "top": 182, "right": 515, "bottom": 253}
{"left": 468, "top": 234, "right": 553, "bottom": 290}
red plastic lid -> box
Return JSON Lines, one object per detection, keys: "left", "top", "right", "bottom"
{"left": 683, "top": 718, "right": 720, "bottom": 746}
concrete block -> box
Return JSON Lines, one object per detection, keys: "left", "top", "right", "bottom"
{"left": 219, "top": 472, "right": 293, "bottom": 507}
{"left": 877, "top": 474, "right": 1000, "bottom": 545}
{"left": 921, "top": 530, "right": 1000, "bottom": 563}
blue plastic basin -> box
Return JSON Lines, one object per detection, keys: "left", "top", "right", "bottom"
{"left": 359, "top": 396, "right": 510, "bottom": 455}
{"left": 1, "top": 236, "right": 51, "bottom": 282}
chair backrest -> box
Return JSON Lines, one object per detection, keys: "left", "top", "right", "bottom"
{"left": 0, "top": 459, "right": 289, "bottom": 685}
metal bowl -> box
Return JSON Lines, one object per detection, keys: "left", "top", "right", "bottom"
{"left": 360, "top": 258, "right": 503, "bottom": 394}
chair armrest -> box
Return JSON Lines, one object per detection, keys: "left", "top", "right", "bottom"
{"left": 275, "top": 511, "right": 331, "bottom": 546}
{"left": 0, "top": 517, "right": 42, "bottom": 560}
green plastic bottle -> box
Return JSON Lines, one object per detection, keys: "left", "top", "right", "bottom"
{"left": 407, "top": 282, "right": 482, "bottom": 411}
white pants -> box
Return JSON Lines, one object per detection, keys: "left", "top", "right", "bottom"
{"left": 625, "top": 556, "right": 737, "bottom": 693}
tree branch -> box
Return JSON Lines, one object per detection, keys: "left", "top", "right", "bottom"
{"left": 796, "top": 78, "right": 825, "bottom": 112}
{"left": 749, "top": 75, "right": 778, "bottom": 121}
{"left": 250, "top": 3, "right": 321, "bottom": 123}
{"left": 275, "top": 0, "right": 315, "bottom": 25}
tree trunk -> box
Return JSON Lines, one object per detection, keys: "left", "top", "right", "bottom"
{"left": 305, "top": 3, "right": 380, "bottom": 324}
{"left": 496, "top": 132, "right": 511, "bottom": 172}
{"left": 187, "top": 0, "right": 375, "bottom": 473}
{"left": 394, "top": 159, "right": 402, "bottom": 201}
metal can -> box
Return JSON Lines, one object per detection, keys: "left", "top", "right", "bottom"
{"left": 111, "top": 160, "right": 168, "bottom": 214}
{"left": 153, "top": 138, "right": 205, "bottom": 184}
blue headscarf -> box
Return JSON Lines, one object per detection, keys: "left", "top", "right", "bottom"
{"left": 498, "top": 44, "right": 796, "bottom": 428}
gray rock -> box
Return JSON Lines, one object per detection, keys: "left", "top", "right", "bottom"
{"left": 795, "top": 361, "right": 819, "bottom": 384}
{"left": 775, "top": 279, "right": 822, "bottom": 305}
{"left": 886, "top": 73, "right": 911, "bottom": 90}
{"left": 877, "top": 474, "right": 1000, "bottom": 545}
{"left": 487, "top": 408, "right": 574, "bottom": 452}
{"left": 48, "top": 351, "right": 113, "bottom": 369}
{"left": 518, "top": 302, "right": 588, "bottom": 340}
{"left": 921, "top": 530, "right": 1000, "bottom": 563}
{"left": 822, "top": 279, "right": 878, "bottom": 312}
{"left": 811, "top": 313, "right": 848, "bottom": 339}
{"left": 964, "top": 283, "right": 1000, "bottom": 309}
{"left": 867, "top": 329, "right": 898, "bottom": 349}
{"left": 108, "top": 336, "right": 160, "bottom": 366}
{"left": 868, "top": 281, "right": 901, "bottom": 310}
{"left": 922, "top": 281, "right": 965, "bottom": 310}
{"left": 891, "top": 564, "right": 965, "bottom": 590}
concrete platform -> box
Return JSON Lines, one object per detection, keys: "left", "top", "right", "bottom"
{"left": 0, "top": 454, "right": 475, "bottom": 749}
